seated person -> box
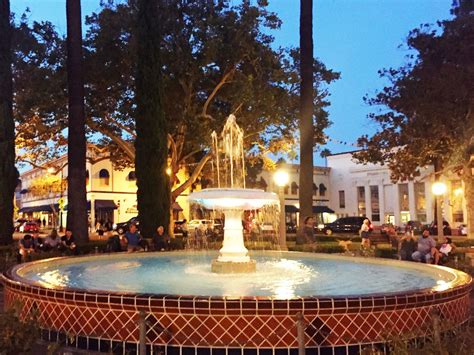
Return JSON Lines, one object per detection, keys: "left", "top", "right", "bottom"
{"left": 60, "top": 229, "right": 78, "bottom": 255}
{"left": 106, "top": 234, "right": 123, "bottom": 252}
{"left": 296, "top": 216, "right": 315, "bottom": 245}
{"left": 18, "top": 234, "right": 35, "bottom": 262}
{"left": 399, "top": 232, "right": 417, "bottom": 261}
{"left": 31, "top": 231, "right": 44, "bottom": 251}
{"left": 412, "top": 229, "right": 436, "bottom": 263}
{"left": 434, "top": 237, "right": 456, "bottom": 265}
{"left": 43, "top": 229, "right": 61, "bottom": 251}
{"left": 125, "top": 223, "right": 143, "bottom": 252}
{"left": 153, "top": 225, "right": 170, "bottom": 251}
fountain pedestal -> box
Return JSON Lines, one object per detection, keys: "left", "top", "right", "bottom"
{"left": 211, "top": 210, "right": 256, "bottom": 273}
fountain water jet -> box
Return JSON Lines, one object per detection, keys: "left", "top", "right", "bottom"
{"left": 189, "top": 115, "right": 279, "bottom": 273}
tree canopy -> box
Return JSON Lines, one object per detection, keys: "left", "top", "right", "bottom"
{"left": 13, "top": 1, "right": 339, "bottom": 198}
{"left": 354, "top": 0, "right": 473, "bottom": 236}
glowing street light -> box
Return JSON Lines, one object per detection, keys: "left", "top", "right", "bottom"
{"left": 274, "top": 170, "right": 289, "bottom": 251}
{"left": 431, "top": 181, "right": 447, "bottom": 238}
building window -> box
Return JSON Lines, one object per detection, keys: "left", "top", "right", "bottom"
{"left": 99, "top": 169, "right": 110, "bottom": 186}
{"left": 85, "top": 170, "right": 89, "bottom": 185}
{"left": 370, "top": 185, "right": 380, "bottom": 222}
{"left": 414, "top": 182, "right": 427, "bottom": 222}
{"left": 451, "top": 180, "right": 464, "bottom": 223}
{"left": 398, "top": 184, "right": 409, "bottom": 211}
{"left": 291, "top": 182, "right": 298, "bottom": 195}
{"left": 339, "top": 190, "right": 345, "bottom": 208}
{"left": 312, "top": 183, "right": 318, "bottom": 196}
{"left": 357, "top": 186, "right": 366, "bottom": 216}
{"left": 319, "top": 183, "right": 327, "bottom": 197}
{"left": 284, "top": 185, "right": 289, "bottom": 195}
{"left": 127, "top": 171, "right": 136, "bottom": 181}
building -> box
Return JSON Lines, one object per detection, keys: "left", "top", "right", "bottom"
{"left": 326, "top": 152, "right": 468, "bottom": 228}
{"left": 18, "top": 147, "right": 188, "bottom": 230}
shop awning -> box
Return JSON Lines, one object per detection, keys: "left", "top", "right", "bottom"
{"left": 312, "top": 206, "right": 335, "bottom": 214}
{"left": 285, "top": 205, "right": 299, "bottom": 213}
{"left": 19, "top": 203, "right": 59, "bottom": 213}
{"left": 94, "top": 199, "right": 117, "bottom": 210}
{"left": 172, "top": 202, "right": 183, "bottom": 211}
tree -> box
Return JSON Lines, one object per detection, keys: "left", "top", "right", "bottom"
{"left": 12, "top": 1, "right": 339, "bottom": 221}
{"left": 66, "top": 0, "right": 88, "bottom": 242}
{"left": 299, "top": 0, "right": 314, "bottom": 220}
{"left": 354, "top": 1, "right": 473, "bottom": 238}
{"left": 0, "top": 0, "right": 18, "bottom": 245}
{"left": 134, "top": 0, "right": 170, "bottom": 237}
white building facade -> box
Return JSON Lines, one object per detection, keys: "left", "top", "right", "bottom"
{"left": 326, "top": 152, "right": 468, "bottom": 228}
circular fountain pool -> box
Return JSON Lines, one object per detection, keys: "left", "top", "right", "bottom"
{"left": 2, "top": 252, "right": 471, "bottom": 354}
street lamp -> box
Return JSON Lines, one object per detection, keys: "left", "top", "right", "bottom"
{"left": 274, "top": 170, "right": 289, "bottom": 251}
{"left": 432, "top": 181, "right": 447, "bottom": 238}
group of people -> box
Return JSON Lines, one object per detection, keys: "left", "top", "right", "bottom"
{"left": 399, "top": 229, "right": 456, "bottom": 265}
{"left": 106, "top": 223, "right": 172, "bottom": 253}
{"left": 18, "top": 229, "right": 77, "bottom": 262}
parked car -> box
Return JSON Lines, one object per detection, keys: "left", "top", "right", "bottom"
{"left": 429, "top": 220, "right": 451, "bottom": 236}
{"left": 173, "top": 220, "right": 187, "bottom": 235}
{"left": 321, "top": 216, "right": 373, "bottom": 236}
{"left": 23, "top": 222, "right": 39, "bottom": 233}
{"left": 188, "top": 219, "right": 214, "bottom": 232}
{"left": 114, "top": 217, "right": 139, "bottom": 235}
{"left": 404, "top": 220, "right": 424, "bottom": 235}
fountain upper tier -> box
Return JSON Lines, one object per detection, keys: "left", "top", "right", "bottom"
{"left": 188, "top": 188, "right": 278, "bottom": 210}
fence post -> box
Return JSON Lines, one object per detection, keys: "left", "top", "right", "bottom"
{"left": 431, "top": 308, "right": 441, "bottom": 347}
{"left": 139, "top": 310, "right": 147, "bottom": 355}
{"left": 296, "top": 312, "right": 305, "bottom": 355}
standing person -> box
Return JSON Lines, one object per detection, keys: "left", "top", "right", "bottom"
{"left": 60, "top": 229, "right": 77, "bottom": 255}
{"left": 181, "top": 219, "right": 188, "bottom": 239}
{"left": 125, "top": 223, "right": 143, "bottom": 252}
{"left": 360, "top": 219, "right": 371, "bottom": 249}
{"left": 412, "top": 229, "right": 437, "bottom": 263}
{"left": 296, "top": 216, "right": 315, "bottom": 245}
{"left": 42, "top": 218, "right": 46, "bottom": 229}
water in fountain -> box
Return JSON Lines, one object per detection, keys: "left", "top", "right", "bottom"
{"left": 189, "top": 115, "right": 280, "bottom": 273}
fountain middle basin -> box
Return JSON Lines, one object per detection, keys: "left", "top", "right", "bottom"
{"left": 189, "top": 188, "right": 278, "bottom": 272}
{"left": 2, "top": 251, "right": 471, "bottom": 352}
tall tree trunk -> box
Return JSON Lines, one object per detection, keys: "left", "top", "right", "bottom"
{"left": 135, "top": 0, "right": 170, "bottom": 237}
{"left": 299, "top": 0, "right": 314, "bottom": 220}
{"left": 0, "top": 0, "right": 17, "bottom": 245}
{"left": 66, "top": 0, "right": 88, "bottom": 242}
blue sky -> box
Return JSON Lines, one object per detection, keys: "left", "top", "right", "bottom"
{"left": 11, "top": 0, "right": 453, "bottom": 166}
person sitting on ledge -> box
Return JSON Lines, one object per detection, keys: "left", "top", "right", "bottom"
{"left": 411, "top": 229, "right": 436, "bottom": 263}
{"left": 60, "top": 229, "right": 78, "bottom": 255}
{"left": 434, "top": 236, "right": 457, "bottom": 265}
{"left": 153, "top": 225, "right": 169, "bottom": 251}
{"left": 125, "top": 223, "right": 143, "bottom": 252}
{"left": 399, "top": 231, "right": 417, "bottom": 261}
{"left": 18, "top": 234, "right": 35, "bottom": 262}
{"left": 296, "top": 216, "right": 315, "bottom": 245}
{"left": 43, "top": 229, "right": 61, "bottom": 252}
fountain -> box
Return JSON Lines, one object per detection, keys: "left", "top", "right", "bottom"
{"left": 189, "top": 115, "right": 279, "bottom": 273}
{"left": 1, "top": 115, "right": 472, "bottom": 353}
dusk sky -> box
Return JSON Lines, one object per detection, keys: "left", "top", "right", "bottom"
{"left": 11, "top": 0, "right": 453, "bottom": 166}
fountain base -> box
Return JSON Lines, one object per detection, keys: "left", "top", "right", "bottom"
{"left": 211, "top": 259, "right": 256, "bottom": 273}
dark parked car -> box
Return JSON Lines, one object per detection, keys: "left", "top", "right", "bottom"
{"left": 115, "top": 217, "right": 139, "bottom": 235}
{"left": 23, "top": 222, "right": 39, "bottom": 233}
{"left": 321, "top": 216, "right": 372, "bottom": 236}
{"left": 286, "top": 222, "right": 297, "bottom": 233}
{"left": 429, "top": 220, "right": 451, "bottom": 236}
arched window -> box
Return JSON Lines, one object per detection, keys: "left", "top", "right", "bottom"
{"left": 319, "top": 183, "right": 327, "bottom": 197}
{"left": 99, "top": 169, "right": 110, "bottom": 186}
{"left": 312, "top": 183, "right": 318, "bottom": 196}
{"left": 127, "top": 171, "right": 136, "bottom": 181}
{"left": 291, "top": 182, "right": 298, "bottom": 195}
{"left": 284, "top": 185, "right": 289, "bottom": 195}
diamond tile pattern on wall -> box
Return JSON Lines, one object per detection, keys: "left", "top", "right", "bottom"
{"left": 2, "top": 278, "right": 471, "bottom": 350}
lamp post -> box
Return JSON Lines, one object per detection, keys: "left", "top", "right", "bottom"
{"left": 432, "top": 181, "right": 447, "bottom": 238}
{"left": 274, "top": 170, "right": 289, "bottom": 251}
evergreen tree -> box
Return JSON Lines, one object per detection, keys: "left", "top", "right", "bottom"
{"left": 0, "top": 0, "right": 18, "bottom": 245}
{"left": 135, "top": 0, "right": 170, "bottom": 237}
{"left": 299, "top": 0, "right": 314, "bottom": 219}
{"left": 66, "top": 0, "right": 88, "bottom": 242}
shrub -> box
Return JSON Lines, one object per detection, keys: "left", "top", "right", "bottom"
{"left": 0, "top": 301, "right": 39, "bottom": 354}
